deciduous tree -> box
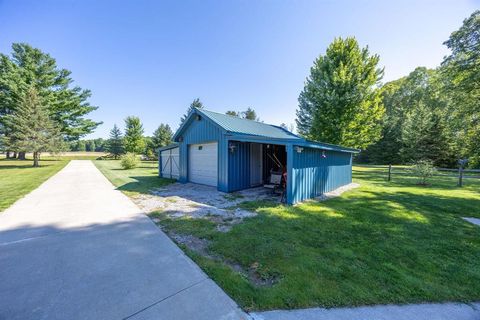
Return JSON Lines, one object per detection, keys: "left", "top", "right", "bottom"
{"left": 296, "top": 37, "right": 384, "bottom": 150}
{"left": 441, "top": 10, "right": 480, "bottom": 167}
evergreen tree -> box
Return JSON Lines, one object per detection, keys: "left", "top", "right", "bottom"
{"left": 106, "top": 124, "right": 124, "bottom": 159}
{"left": 296, "top": 37, "right": 384, "bottom": 149}
{"left": 242, "top": 107, "right": 259, "bottom": 121}
{"left": 401, "top": 102, "right": 453, "bottom": 167}
{"left": 0, "top": 43, "right": 101, "bottom": 157}
{"left": 152, "top": 124, "right": 173, "bottom": 148}
{"left": 124, "top": 116, "right": 145, "bottom": 154}
{"left": 3, "top": 87, "right": 64, "bottom": 167}
{"left": 226, "top": 110, "right": 239, "bottom": 117}
{"left": 180, "top": 98, "right": 203, "bottom": 124}
{"left": 225, "top": 108, "right": 259, "bottom": 120}
{"left": 361, "top": 67, "right": 455, "bottom": 166}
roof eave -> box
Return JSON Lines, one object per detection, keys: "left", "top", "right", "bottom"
{"left": 157, "top": 143, "right": 179, "bottom": 152}
{"left": 226, "top": 133, "right": 302, "bottom": 143}
{"left": 297, "top": 141, "right": 360, "bottom": 153}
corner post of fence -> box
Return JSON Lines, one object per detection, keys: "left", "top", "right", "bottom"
{"left": 458, "top": 165, "right": 463, "bottom": 187}
{"left": 388, "top": 164, "right": 392, "bottom": 182}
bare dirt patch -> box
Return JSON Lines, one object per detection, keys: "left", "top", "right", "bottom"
{"left": 163, "top": 228, "right": 280, "bottom": 287}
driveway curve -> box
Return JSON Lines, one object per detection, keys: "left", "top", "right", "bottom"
{"left": 0, "top": 160, "right": 247, "bottom": 320}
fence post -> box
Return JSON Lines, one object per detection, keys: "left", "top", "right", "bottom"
{"left": 458, "top": 165, "right": 463, "bottom": 187}
{"left": 388, "top": 164, "right": 392, "bottom": 182}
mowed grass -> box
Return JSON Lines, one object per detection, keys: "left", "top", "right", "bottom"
{"left": 93, "top": 160, "right": 173, "bottom": 196}
{"left": 0, "top": 156, "right": 69, "bottom": 212}
{"left": 154, "top": 166, "right": 480, "bottom": 311}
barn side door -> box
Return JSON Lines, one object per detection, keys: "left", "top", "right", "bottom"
{"left": 250, "top": 143, "right": 263, "bottom": 186}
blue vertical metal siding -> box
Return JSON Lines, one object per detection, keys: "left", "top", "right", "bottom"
{"left": 289, "top": 147, "right": 352, "bottom": 204}
{"left": 227, "top": 141, "right": 250, "bottom": 192}
{"left": 173, "top": 110, "right": 353, "bottom": 203}
{"left": 177, "top": 116, "right": 229, "bottom": 191}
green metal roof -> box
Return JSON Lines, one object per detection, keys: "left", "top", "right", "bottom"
{"left": 198, "top": 109, "right": 301, "bottom": 140}
{"left": 173, "top": 108, "right": 359, "bottom": 154}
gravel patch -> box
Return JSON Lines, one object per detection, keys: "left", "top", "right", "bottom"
{"left": 134, "top": 182, "right": 278, "bottom": 221}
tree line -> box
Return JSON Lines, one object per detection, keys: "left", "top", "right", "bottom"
{"left": 103, "top": 119, "right": 173, "bottom": 160}
{"left": 2, "top": 11, "right": 477, "bottom": 168}
{"left": 296, "top": 10, "right": 479, "bottom": 168}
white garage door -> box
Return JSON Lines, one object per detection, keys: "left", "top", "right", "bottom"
{"left": 188, "top": 142, "right": 218, "bottom": 186}
{"left": 160, "top": 147, "right": 179, "bottom": 179}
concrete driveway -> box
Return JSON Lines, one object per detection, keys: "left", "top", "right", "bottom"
{"left": 0, "top": 160, "right": 247, "bottom": 320}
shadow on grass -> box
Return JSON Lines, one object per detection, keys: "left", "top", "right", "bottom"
{"left": 157, "top": 183, "right": 480, "bottom": 310}
{"left": 0, "top": 162, "right": 61, "bottom": 169}
{"left": 112, "top": 166, "right": 157, "bottom": 171}
{"left": 353, "top": 169, "right": 480, "bottom": 191}
{"left": 0, "top": 165, "right": 37, "bottom": 169}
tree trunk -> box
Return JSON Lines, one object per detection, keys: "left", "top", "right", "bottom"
{"left": 12, "top": 152, "right": 17, "bottom": 159}
{"left": 18, "top": 151, "right": 26, "bottom": 160}
{"left": 33, "top": 152, "right": 40, "bottom": 167}
{"left": 6, "top": 151, "right": 11, "bottom": 159}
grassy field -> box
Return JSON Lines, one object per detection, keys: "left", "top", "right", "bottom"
{"left": 0, "top": 157, "right": 69, "bottom": 212}
{"left": 0, "top": 152, "right": 107, "bottom": 212}
{"left": 152, "top": 166, "right": 480, "bottom": 311}
{"left": 93, "top": 160, "right": 173, "bottom": 196}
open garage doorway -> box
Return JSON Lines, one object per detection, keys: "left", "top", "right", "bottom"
{"left": 246, "top": 142, "right": 287, "bottom": 188}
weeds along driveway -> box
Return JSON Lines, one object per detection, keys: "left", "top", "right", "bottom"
{"left": 0, "top": 160, "right": 247, "bottom": 320}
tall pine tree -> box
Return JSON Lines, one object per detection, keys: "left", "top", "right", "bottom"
{"left": 3, "top": 87, "right": 64, "bottom": 167}
{"left": 124, "top": 116, "right": 145, "bottom": 154}
{"left": 106, "top": 124, "right": 124, "bottom": 159}
{"left": 180, "top": 98, "right": 203, "bottom": 124}
{"left": 152, "top": 124, "right": 173, "bottom": 148}
{"left": 0, "top": 44, "right": 100, "bottom": 143}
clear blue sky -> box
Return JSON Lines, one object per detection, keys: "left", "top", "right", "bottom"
{"left": 1, "top": 0, "right": 478, "bottom": 139}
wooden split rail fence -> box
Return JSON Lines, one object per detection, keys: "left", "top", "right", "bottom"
{"left": 355, "top": 164, "right": 480, "bottom": 187}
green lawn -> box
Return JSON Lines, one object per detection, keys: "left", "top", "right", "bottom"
{"left": 0, "top": 157, "right": 69, "bottom": 212}
{"left": 93, "top": 160, "right": 173, "bottom": 196}
{"left": 152, "top": 166, "right": 480, "bottom": 311}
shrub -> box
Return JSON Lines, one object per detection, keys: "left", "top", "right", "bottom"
{"left": 120, "top": 152, "right": 139, "bottom": 169}
{"left": 411, "top": 160, "right": 436, "bottom": 185}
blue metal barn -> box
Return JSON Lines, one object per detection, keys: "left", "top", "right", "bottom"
{"left": 159, "top": 109, "right": 359, "bottom": 204}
